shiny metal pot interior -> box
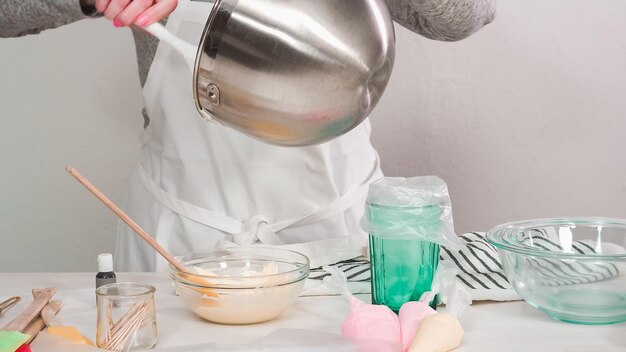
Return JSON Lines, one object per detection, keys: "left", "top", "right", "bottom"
{"left": 193, "top": 0, "right": 395, "bottom": 146}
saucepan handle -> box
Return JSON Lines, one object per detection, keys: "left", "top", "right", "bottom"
{"left": 81, "top": 0, "right": 196, "bottom": 69}
{"left": 139, "top": 22, "right": 197, "bottom": 65}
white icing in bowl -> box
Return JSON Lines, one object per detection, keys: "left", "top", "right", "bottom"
{"left": 170, "top": 247, "right": 310, "bottom": 324}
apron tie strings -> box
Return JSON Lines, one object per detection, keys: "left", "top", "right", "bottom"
{"left": 233, "top": 215, "right": 284, "bottom": 246}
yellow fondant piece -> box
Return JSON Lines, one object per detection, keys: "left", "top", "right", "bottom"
{"left": 408, "top": 313, "right": 464, "bottom": 352}
{"left": 46, "top": 326, "right": 94, "bottom": 346}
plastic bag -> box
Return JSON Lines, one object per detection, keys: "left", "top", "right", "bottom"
{"left": 360, "top": 176, "right": 462, "bottom": 250}
{"left": 419, "top": 261, "right": 472, "bottom": 318}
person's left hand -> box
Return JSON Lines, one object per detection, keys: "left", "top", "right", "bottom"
{"left": 95, "top": 0, "right": 178, "bottom": 27}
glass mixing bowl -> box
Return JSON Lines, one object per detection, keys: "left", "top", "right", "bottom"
{"left": 487, "top": 217, "right": 626, "bottom": 325}
{"left": 170, "top": 247, "right": 310, "bottom": 325}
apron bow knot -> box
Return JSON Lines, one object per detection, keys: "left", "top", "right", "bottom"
{"left": 233, "top": 214, "right": 281, "bottom": 246}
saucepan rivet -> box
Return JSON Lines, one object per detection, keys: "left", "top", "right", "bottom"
{"left": 207, "top": 84, "right": 220, "bottom": 105}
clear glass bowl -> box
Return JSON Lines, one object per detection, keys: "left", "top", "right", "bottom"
{"left": 487, "top": 217, "right": 626, "bottom": 325}
{"left": 170, "top": 247, "right": 310, "bottom": 325}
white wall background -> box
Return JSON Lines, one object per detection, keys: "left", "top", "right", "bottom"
{"left": 371, "top": 0, "right": 626, "bottom": 233}
{"left": 1, "top": 0, "right": 625, "bottom": 272}
{"left": 0, "top": 19, "right": 144, "bottom": 272}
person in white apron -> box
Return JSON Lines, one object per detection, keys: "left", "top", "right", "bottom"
{"left": 114, "top": 0, "right": 383, "bottom": 271}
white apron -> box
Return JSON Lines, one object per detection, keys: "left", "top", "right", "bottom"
{"left": 115, "top": 0, "right": 383, "bottom": 271}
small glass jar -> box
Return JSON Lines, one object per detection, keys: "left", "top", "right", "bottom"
{"left": 96, "top": 283, "right": 158, "bottom": 351}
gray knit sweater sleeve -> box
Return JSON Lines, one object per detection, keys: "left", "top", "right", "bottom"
{"left": 0, "top": 1, "right": 496, "bottom": 40}
{"left": 387, "top": 0, "right": 496, "bottom": 41}
{"left": 0, "top": 0, "right": 88, "bottom": 38}
{"left": 1, "top": 0, "right": 496, "bottom": 83}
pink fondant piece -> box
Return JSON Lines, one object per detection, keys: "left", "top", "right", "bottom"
{"left": 398, "top": 301, "right": 437, "bottom": 351}
{"left": 341, "top": 296, "right": 402, "bottom": 344}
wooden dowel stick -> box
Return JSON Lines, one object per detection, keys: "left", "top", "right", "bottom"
{"left": 0, "top": 288, "right": 56, "bottom": 332}
{"left": 65, "top": 166, "right": 188, "bottom": 273}
{"left": 23, "top": 301, "right": 63, "bottom": 344}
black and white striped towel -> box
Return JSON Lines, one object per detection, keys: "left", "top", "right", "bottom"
{"left": 309, "top": 258, "right": 371, "bottom": 282}
{"left": 518, "top": 227, "right": 620, "bottom": 287}
{"left": 439, "top": 232, "right": 518, "bottom": 300}
{"left": 303, "top": 258, "right": 372, "bottom": 296}
{"left": 305, "top": 232, "right": 518, "bottom": 300}
{"left": 305, "top": 232, "right": 621, "bottom": 301}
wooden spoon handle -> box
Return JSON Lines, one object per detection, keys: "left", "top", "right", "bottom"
{"left": 65, "top": 167, "right": 188, "bottom": 273}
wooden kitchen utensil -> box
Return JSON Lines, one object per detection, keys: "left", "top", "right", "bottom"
{"left": 65, "top": 166, "right": 188, "bottom": 273}
{"left": 0, "top": 288, "right": 56, "bottom": 332}
{"left": 22, "top": 301, "right": 62, "bottom": 344}
{"left": 0, "top": 296, "right": 20, "bottom": 315}
{"left": 66, "top": 167, "right": 219, "bottom": 300}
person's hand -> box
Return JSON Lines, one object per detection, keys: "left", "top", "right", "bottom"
{"left": 95, "top": 0, "right": 178, "bottom": 27}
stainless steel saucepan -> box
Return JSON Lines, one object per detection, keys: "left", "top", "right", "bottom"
{"left": 88, "top": 0, "right": 396, "bottom": 146}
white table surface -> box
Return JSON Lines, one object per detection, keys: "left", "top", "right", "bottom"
{"left": 0, "top": 273, "right": 623, "bottom": 351}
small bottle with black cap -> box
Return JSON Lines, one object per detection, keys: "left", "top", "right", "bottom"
{"left": 96, "top": 253, "right": 117, "bottom": 289}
